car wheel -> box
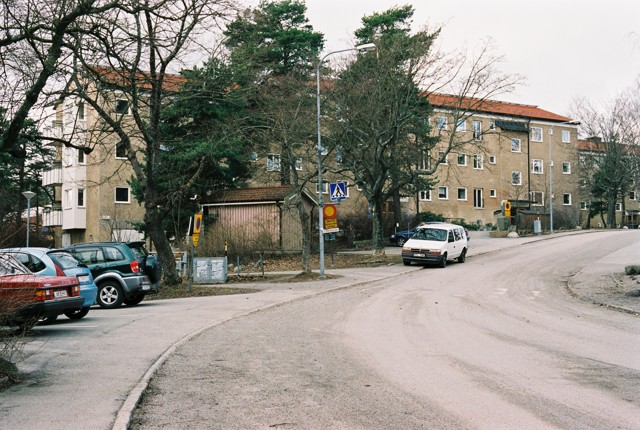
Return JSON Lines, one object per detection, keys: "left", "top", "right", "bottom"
{"left": 397, "top": 237, "right": 406, "bottom": 247}
{"left": 439, "top": 254, "right": 447, "bottom": 268}
{"left": 39, "top": 314, "right": 58, "bottom": 325}
{"left": 124, "top": 295, "right": 144, "bottom": 306}
{"left": 64, "top": 307, "right": 90, "bottom": 320}
{"left": 458, "top": 249, "right": 466, "bottom": 263}
{"left": 403, "top": 260, "right": 411, "bottom": 266}
{"left": 97, "top": 281, "right": 124, "bottom": 309}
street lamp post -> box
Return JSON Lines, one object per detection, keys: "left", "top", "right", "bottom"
{"left": 22, "top": 191, "right": 36, "bottom": 247}
{"left": 548, "top": 120, "right": 579, "bottom": 233}
{"left": 316, "top": 43, "right": 376, "bottom": 278}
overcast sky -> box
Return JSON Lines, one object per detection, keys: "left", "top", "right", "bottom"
{"left": 294, "top": 0, "right": 640, "bottom": 117}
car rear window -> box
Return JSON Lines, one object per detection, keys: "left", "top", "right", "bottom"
{"left": 48, "top": 251, "right": 83, "bottom": 270}
{"left": 128, "top": 244, "right": 148, "bottom": 261}
{"left": 0, "top": 253, "right": 30, "bottom": 275}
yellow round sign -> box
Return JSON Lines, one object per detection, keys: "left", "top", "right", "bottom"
{"left": 323, "top": 204, "right": 337, "bottom": 219}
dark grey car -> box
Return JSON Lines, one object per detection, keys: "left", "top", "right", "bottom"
{"left": 65, "top": 241, "right": 161, "bottom": 309}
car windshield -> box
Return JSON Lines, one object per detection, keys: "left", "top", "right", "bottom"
{"left": 412, "top": 228, "right": 447, "bottom": 242}
{"left": 48, "top": 251, "right": 84, "bottom": 270}
{"left": 0, "top": 253, "right": 31, "bottom": 275}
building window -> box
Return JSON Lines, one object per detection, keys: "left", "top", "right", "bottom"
{"left": 472, "top": 120, "right": 482, "bottom": 140}
{"left": 115, "top": 187, "right": 130, "bottom": 203}
{"left": 77, "top": 188, "right": 85, "bottom": 207}
{"left": 562, "top": 130, "right": 571, "bottom": 143}
{"left": 316, "top": 181, "right": 328, "bottom": 194}
{"left": 630, "top": 191, "right": 636, "bottom": 201}
{"left": 77, "top": 148, "right": 85, "bottom": 164}
{"left": 438, "top": 151, "right": 448, "bottom": 164}
{"left": 115, "top": 141, "right": 127, "bottom": 159}
{"left": 457, "top": 153, "right": 467, "bottom": 166}
{"left": 531, "top": 127, "right": 543, "bottom": 142}
{"left": 531, "top": 159, "right": 543, "bottom": 174}
{"left": 78, "top": 102, "right": 85, "bottom": 120}
{"left": 562, "top": 162, "right": 571, "bottom": 174}
{"left": 249, "top": 152, "right": 258, "bottom": 162}
{"left": 419, "top": 190, "right": 431, "bottom": 201}
{"left": 295, "top": 157, "right": 303, "bottom": 171}
{"left": 473, "top": 189, "right": 484, "bottom": 208}
{"left": 512, "top": 171, "right": 522, "bottom": 185}
{"left": 436, "top": 116, "right": 447, "bottom": 130}
{"left": 511, "top": 138, "right": 521, "bottom": 152}
{"left": 580, "top": 201, "right": 588, "bottom": 211}
{"left": 457, "top": 188, "right": 467, "bottom": 200}
{"left": 563, "top": 193, "right": 572, "bottom": 205}
{"left": 473, "top": 154, "right": 483, "bottom": 170}
{"left": 579, "top": 177, "right": 587, "bottom": 188}
{"left": 455, "top": 119, "right": 466, "bottom": 132}
{"left": 490, "top": 189, "right": 497, "bottom": 198}
{"left": 64, "top": 189, "right": 72, "bottom": 209}
{"left": 438, "top": 186, "right": 448, "bottom": 200}
{"left": 616, "top": 202, "right": 622, "bottom": 211}
{"left": 418, "top": 151, "right": 431, "bottom": 171}
{"left": 531, "top": 191, "right": 544, "bottom": 206}
{"left": 489, "top": 155, "right": 497, "bottom": 164}
{"left": 267, "top": 154, "right": 280, "bottom": 171}
{"left": 115, "top": 99, "right": 129, "bottom": 115}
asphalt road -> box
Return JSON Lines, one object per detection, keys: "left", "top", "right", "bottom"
{"left": 130, "top": 232, "right": 640, "bottom": 429}
{"left": 1, "top": 231, "right": 639, "bottom": 429}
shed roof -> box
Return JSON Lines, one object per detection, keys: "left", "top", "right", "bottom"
{"left": 202, "top": 186, "right": 295, "bottom": 205}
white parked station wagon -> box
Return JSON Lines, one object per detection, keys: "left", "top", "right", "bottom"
{"left": 401, "top": 223, "right": 468, "bottom": 268}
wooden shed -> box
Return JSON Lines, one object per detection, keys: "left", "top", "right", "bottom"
{"left": 200, "top": 186, "right": 316, "bottom": 253}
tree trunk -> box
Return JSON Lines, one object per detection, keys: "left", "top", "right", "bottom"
{"left": 145, "top": 205, "right": 181, "bottom": 285}
{"left": 295, "top": 196, "right": 311, "bottom": 272}
{"left": 372, "top": 197, "right": 386, "bottom": 255}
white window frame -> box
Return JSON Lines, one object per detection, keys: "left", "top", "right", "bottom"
{"left": 419, "top": 190, "right": 431, "bottom": 201}
{"left": 115, "top": 187, "right": 131, "bottom": 204}
{"left": 438, "top": 186, "right": 448, "bottom": 200}
{"left": 530, "top": 191, "right": 544, "bottom": 207}
{"left": 78, "top": 101, "right": 85, "bottom": 121}
{"left": 615, "top": 202, "right": 622, "bottom": 211}
{"left": 531, "top": 159, "right": 544, "bottom": 174}
{"left": 580, "top": 201, "right": 588, "bottom": 211}
{"left": 64, "top": 189, "right": 72, "bottom": 209}
{"left": 630, "top": 191, "right": 636, "bottom": 201}
{"left": 512, "top": 171, "right": 522, "bottom": 185}
{"left": 562, "top": 130, "right": 571, "bottom": 143}
{"left": 473, "top": 188, "right": 484, "bottom": 208}
{"left": 438, "top": 151, "right": 448, "bottom": 165}
{"left": 295, "top": 157, "right": 303, "bottom": 171}
{"left": 436, "top": 116, "right": 447, "bottom": 130}
{"left": 77, "top": 188, "right": 85, "bottom": 208}
{"left": 562, "top": 162, "right": 571, "bottom": 174}
{"left": 455, "top": 119, "right": 466, "bottom": 132}
{"left": 531, "top": 127, "right": 543, "bottom": 142}
{"left": 457, "top": 187, "right": 467, "bottom": 201}
{"left": 563, "top": 193, "right": 572, "bottom": 206}
{"left": 115, "top": 98, "right": 130, "bottom": 115}
{"left": 267, "top": 154, "right": 281, "bottom": 171}
{"left": 490, "top": 189, "right": 497, "bottom": 198}
{"left": 418, "top": 151, "right": 431, "bottom": 171}
{"left": 473, "top": 154, "right": 484, "bottom": 170}
{"left": 472, "top": 120, "right": 482, "bottom": 140}
{"left": 489, "top": 155, "right": 497, "bottom": 164}
{"left": 115, "top": 141, "right": 127, "bottom": 159}
{"left": 511, "top": 138, "right": 522, "bottom": 152}
{"left": 77, "top": 148, "right": 85, "bottom": 164}
{"left": 316, "top": 181, "right": 328, "bottom": 195}
{"left": 457, "top": 153, "right": 467, "bottom": 166}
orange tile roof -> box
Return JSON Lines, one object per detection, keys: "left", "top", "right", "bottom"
{"left": 90, "top": 66, "right": 186, "bottom": 92}
{"left": 202, "top": 186, "right": 294, "bottom": 204}
{"left": 426, "top": 93, "right": 572, "bottom": 123}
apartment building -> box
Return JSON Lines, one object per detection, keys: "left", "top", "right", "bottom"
{"left": 42, "top": 92, "right": 147, "bottom": 247}
{"left": 405, "top": 94, "right": 580, "bottom": 229}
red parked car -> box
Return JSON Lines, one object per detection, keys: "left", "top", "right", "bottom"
{"left": 0, "top": 253, "right": 84, "bottom": 329}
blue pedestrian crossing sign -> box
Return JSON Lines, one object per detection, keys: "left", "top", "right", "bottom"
{"left": 329, "top": 182, "right": 347, "bottom": 202}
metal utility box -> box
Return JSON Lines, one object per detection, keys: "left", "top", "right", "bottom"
{"left": 193, "top": 257, "right": 228, "bottom": 284}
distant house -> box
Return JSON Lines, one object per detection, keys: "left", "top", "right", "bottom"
{"left": 200, "top": 186, "right": 317, "bottom": 253}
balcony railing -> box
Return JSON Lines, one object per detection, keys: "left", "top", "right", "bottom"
{"left": 42, "top": 165, "right": 62, "bottom": 186}
{"left": 43, "top": 209, "right": 62, "bottom": 227}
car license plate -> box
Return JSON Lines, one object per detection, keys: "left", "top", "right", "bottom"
{"left": 54, "top": 290, "right": 68, "bottom": 298}
{"left": 142, "top": 285, "right": 150, "bottom": 290}
{"left": 413, "top": 253, "right": 425, "bottom": 257}
{"left": 77, "top": 275, "right": 89, "bottom": 283}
